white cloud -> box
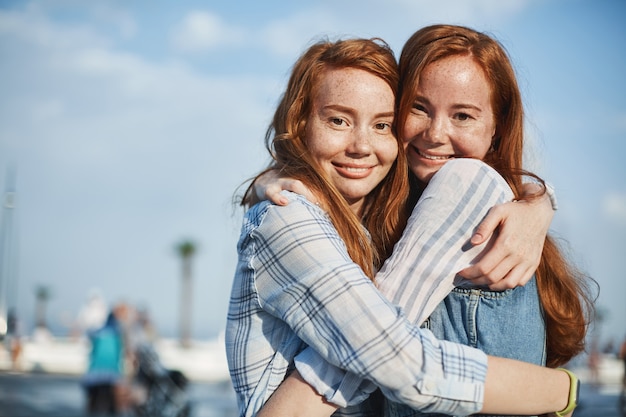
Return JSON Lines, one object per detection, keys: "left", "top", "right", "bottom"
{"left": 259, "top": 10, "right": 348, "bottom": 57}
{"left": 251, "top": 0, "right": 537, "bottom": 59}
{"left": 603, "top": 192, "right": 626, "bottom": 226}
{"left": 0, "top": 4, "right": 110, "bottom": 50}
{"left": 0, "top": 6, "right": 272, "bottom": 154}
{"left": 90, "top": 3, "right": 137, "bottom": 39}
{"left": 170, "top": 11, "right": 246, "bottom": 53}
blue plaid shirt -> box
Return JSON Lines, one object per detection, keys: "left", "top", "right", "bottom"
{"left": 225, "top": 160, "right": 506, "bottom": 416}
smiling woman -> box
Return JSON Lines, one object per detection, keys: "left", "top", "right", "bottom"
{"left": 225, "top": 37, "right": 412, "bottom": 416}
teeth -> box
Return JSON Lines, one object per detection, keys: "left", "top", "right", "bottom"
{"left": 418, "top": 150, "right": 450, "bottom": 160}
{"left": 344, "top": 167, "right": 369, "bottom": 172}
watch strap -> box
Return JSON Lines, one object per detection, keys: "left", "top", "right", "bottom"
{"left": 555, "top": 368, "right": 579, "bottom": 416}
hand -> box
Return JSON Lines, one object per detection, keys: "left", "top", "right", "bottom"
{"left": 254, "top": 170, "right": 316, "bottom": 206}
{"left": 458, "top": 189, "right": 554, "bottom": 290}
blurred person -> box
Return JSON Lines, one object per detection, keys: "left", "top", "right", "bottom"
{"left": 4, "top": 308, "right": 23, "bottom": 371}
{"left": 82, "top": 304, "right": 132, "bottom": 415}
{"left": 227, "top": 37, "right": 579, "bottom": 417}
{"left": 126, "top": 307, "right": 158, "bottom": 400}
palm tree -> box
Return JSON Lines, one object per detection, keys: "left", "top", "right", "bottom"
{"left": 176, "top": 240, "right": 197, "bottom": 348}
{"left": 34, "top": 285, "right": 51, "bottom": 328}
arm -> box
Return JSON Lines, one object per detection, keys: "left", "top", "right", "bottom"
{"left": 375, "top": 159, "right": 516, "bottom": 324}
{"left": 258, "top": 371, "right": 338, "bottom": 417}
{"left": 481, "top": 356, "right": 572, "bottom": 416}
{"left": 255, "top": 169, "right": 555, "bottom": 290}
{"left": 259, "top": 358, "right": 574, "bottom": 417}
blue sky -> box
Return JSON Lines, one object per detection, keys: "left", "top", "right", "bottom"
{"left": 0, "top": 0, "right": 624, "bottom": 345}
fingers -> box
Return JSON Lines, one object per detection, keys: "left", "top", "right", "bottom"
{"left": 459, "top": 228, "right": 538, "bottom": 288}
{"left": 254, "top": 170, "right": 284, "bottom": 205}
{"left": 487, "top": 263, "right": 535, "bottom": 291}
{"left": 283, "top": 179, "right": 317, "bottom": 203}
{"left": 460, "top": 260, "right": 535, "bottom": 290}
{"left": 459, "top": 250, "right": 537, "bottom": 289}
{"left": 254, "top": 172, "right": 312, "bottom": 206}
{"left": 459, "top": 225, "right": 515, "bottom": 282}
{"left": 264, "top": 183, "right": 290, "bottom": 206}
{"left": 470, "top": 205, "right": 503, "bottom": 245}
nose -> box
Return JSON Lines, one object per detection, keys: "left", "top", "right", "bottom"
{"left": 423, "top": 116, "right": 446, "bottom": 144}
{"left": 346, "top": 127, "right": 373, "bottom": 155}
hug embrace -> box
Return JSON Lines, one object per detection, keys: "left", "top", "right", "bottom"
{"left": 226, "top": 24, "right": 597, "bottom": 417}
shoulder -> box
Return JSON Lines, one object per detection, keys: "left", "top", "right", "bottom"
{"left": 238, "top": 192, "right": 334, "bottom": 249}
{"left": 439, "top": 158, "right": 492, "bottom": 175}
{"left": 239, "top": 192, "right": 349, "bottom": 274}
{"left": 245, "top": 191, "right": 328, "bottom": 230}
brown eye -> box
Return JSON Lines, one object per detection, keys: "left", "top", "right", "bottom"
{"left": 455, "top": 112, "right": 471, "bottom": 121}
{"left": 412, "top": 103, "right": 427, "bottom": 113}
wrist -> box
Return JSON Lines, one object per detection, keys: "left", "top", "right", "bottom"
{"left": 555, "top": 368, "right": 579, "bottom": 417}
{"left": 519, "top": 180, "right": 558, "bottom": 211}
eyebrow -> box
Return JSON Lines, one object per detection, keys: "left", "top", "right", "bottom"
{"left": 323, "top": 104, "right": 395, "bottom": 119}
{"left": 413, "top": 96, "right": 483, "bottom": 113}
{"left": 376, "top": 111, "right": 395, "bottom": 119}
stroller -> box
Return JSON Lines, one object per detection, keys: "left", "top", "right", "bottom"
{"left": 133, "top": 343, "right": 192, "bottom": 417}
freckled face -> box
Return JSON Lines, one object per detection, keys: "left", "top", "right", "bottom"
{"left": 402, "top": 55, "right": 496, "bottom": 184}
{"left": 305, "top": 67, "right": 398, "bottom": 214}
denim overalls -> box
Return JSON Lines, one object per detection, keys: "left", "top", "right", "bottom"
{"left": 385, "top": 277, "right": 546, "bottom": 417}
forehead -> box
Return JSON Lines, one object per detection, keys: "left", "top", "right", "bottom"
{"left": 314, "top": 67, "right": 394, "bottom": 107}
{"left": 420, "top": 55, "right": 491, "bottom": 97}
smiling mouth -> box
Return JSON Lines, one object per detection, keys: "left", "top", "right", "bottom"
{"left": 415, "top": 147, "right": 452, "bottom": 161}
{"left": 342, "top": 166, "right": 370, "bottom": 173}
{"left": 333, "top": 163, "right": 374, "bottom": 178}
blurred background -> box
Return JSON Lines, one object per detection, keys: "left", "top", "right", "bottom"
{"left": 0, "top": 0, "right": 625, "bottom": 414}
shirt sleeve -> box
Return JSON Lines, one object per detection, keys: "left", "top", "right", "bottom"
{"left": 376, "top": 158, "right": 515, "bottom": 325}
{"left": 252, "top": 191, "right": 487, "bottom": 414}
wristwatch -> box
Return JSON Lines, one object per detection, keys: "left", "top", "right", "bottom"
{"left": 555, "top": 368, "right": 579, "bottom": 416}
